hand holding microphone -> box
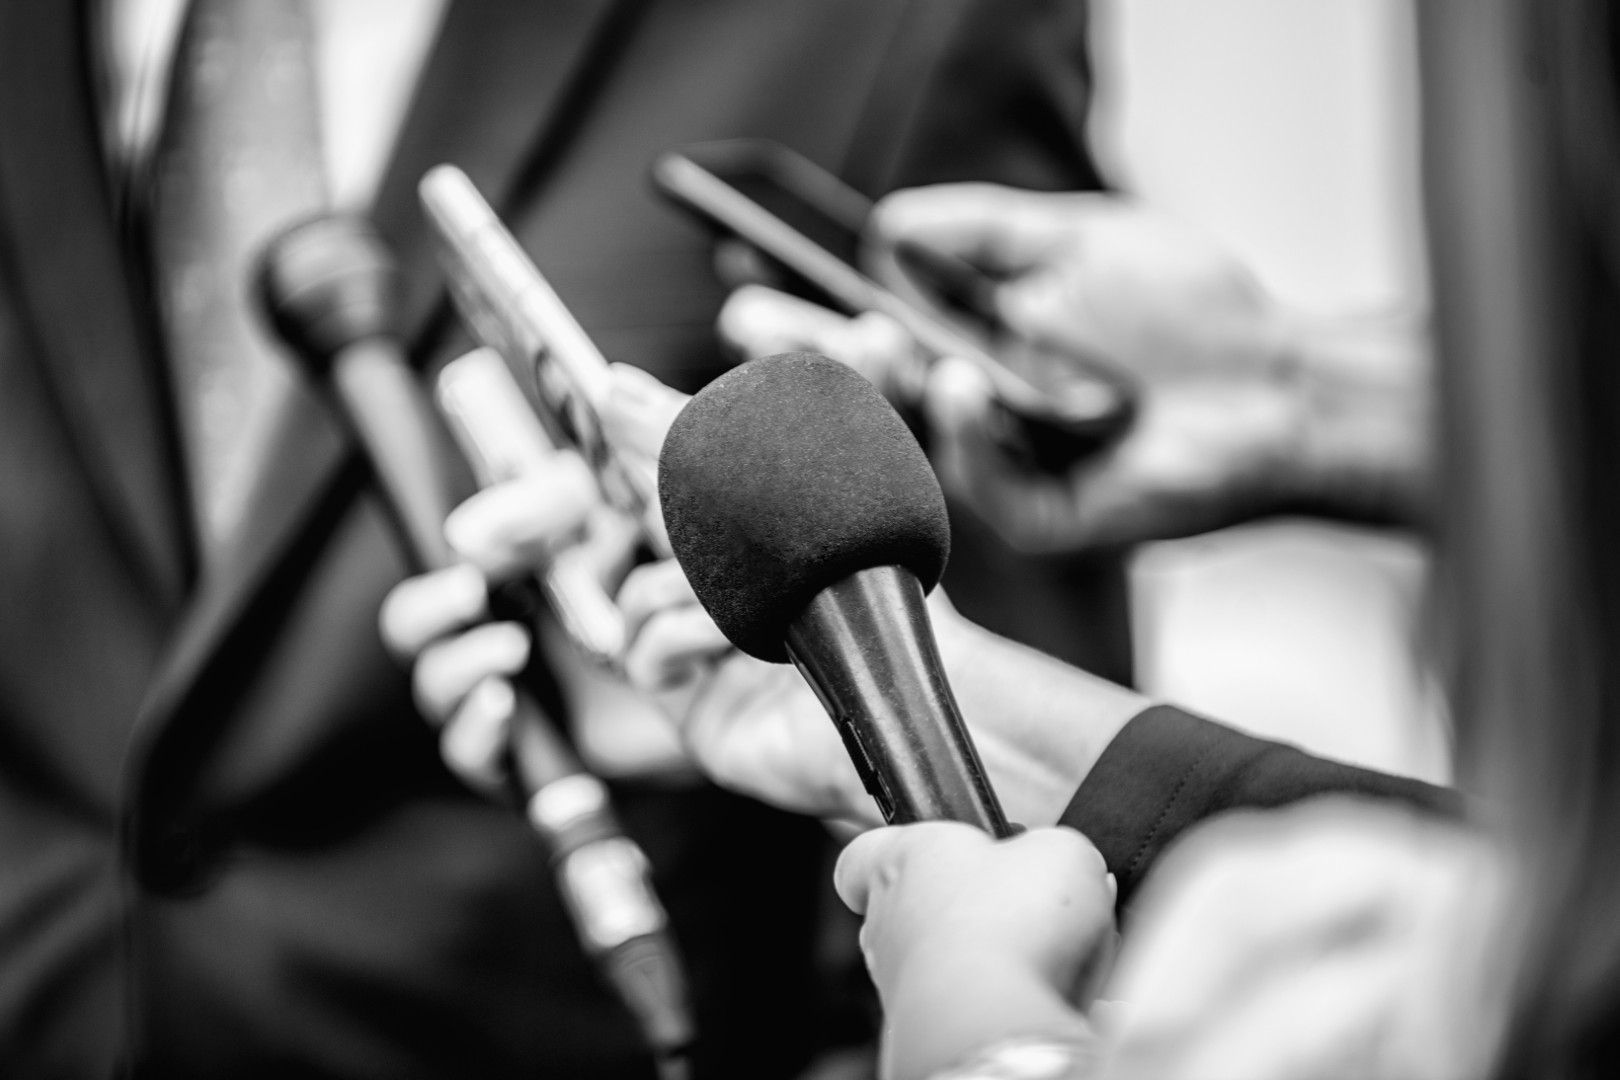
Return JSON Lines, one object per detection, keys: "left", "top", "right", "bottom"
{"left": 377, "top": 452, "right": 600, "bottom": 790}
{"left": 412, "top": 168, "right": 879, "bottom": 814}
{"left": 377, "top": 241, "right": 1139, "bottom": 834}
{"left": 607, "top": 355, "right": 1142, "bottom": 832}
{"left": 377, "top": 352, "right": 883, "bottom": 824}
{"left": 657, "top": 351, "right": 1011, "bottom": 833}
{"left": 256, "top": 215, "right": 693, "bottom": 1070}
{"left": 436, "top": 348, "right": 641, "bottom": 673}
{"left": 833, "top": 822, "right": 1116, "bottom": 1080}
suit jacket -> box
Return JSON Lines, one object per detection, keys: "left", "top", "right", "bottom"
{"left": 0, "top": 1, "right": 1108, "bottom": 1076}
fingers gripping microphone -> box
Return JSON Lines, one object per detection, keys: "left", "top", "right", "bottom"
{"left": 257, "top": 215, "right": 694, "bottom": 1069}
{"left": 659, "top": 352, "right": 1012, "bottom": 835}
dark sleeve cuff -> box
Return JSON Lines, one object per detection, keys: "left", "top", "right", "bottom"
{"left": 1060, "top": 705, "right": 1462, "bottom": 907}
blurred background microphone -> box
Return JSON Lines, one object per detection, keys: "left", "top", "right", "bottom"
{"left": 256, "top": 213, "right": 694, "bottom": 1074}
{"left": 659, "top": 351, "right": 1012, "bottom": 836}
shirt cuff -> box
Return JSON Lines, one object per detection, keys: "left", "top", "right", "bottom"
{"left": 1059, "top": 705, "right": 1460, "bottom": 906}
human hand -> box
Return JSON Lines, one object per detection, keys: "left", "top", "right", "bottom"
{"left": 603, "top": 356, "right": 1141, "bottom": 826}
{"left": 870, "top": 184, "right": 1284, "bottom": 382}
{"left": 615, "top": 554, "right": 879, "bottom": 825}
{"left": 597, "top": 358, "right": 877, "bottom": 820}
{"left": 513, "top": 362, "right": 702, "bottom": 781}
{"left": 377, "top": 450, "right": 600, "bottom": 791}
{"left": 834, "top": 822, "right": 1116, "bottom": 1080}
{"left": 718, "top": 282, "right": 928, "bottom": 404}
{"left": 885, "top": 183, "right": 1437, "bottom": 545}
{"left": 615, "top": 538, "right": 1143, "bottom": 829}
{"left": 875, "top": 184, "right": 1313, "bottom": 552}
{"left": 920, "top": 349, "right": 1301, "bottom": 552}
{"left": 715, "top": 274, "right": 1298, "bottom": 556}
{"left": 717, "top": 179, "right": 1285, "bottom": 395}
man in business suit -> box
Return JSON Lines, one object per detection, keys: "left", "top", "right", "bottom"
{"left": 0, "top": 1, "right": 1114, "bottom": 1075}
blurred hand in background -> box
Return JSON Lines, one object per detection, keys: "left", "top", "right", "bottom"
{"left": 377, "top": 449, "right": 601, "bottom": 792}
{"left": 721, "top": 183, "right": 1428, "bottom": 555}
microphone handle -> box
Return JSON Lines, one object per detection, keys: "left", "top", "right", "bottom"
{"left": 784, "top": 566, "right": 1013, "bottom": 836}
{"left": 328, "top": 341, "right": 559, "bottom": 673}
{"left": 328, "top": 339, "right": 465, "bottom": 568}
{"left": 325, "top": 339, "right": 695, "bottom": 1063}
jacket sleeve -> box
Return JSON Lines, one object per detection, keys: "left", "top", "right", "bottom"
{"left": 1060, "top": 705, "right": 1463, "bottom": 906}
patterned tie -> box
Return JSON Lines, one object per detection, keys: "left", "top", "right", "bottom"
{"left": 149, "top": 0, "right": 326, "bottom": 561}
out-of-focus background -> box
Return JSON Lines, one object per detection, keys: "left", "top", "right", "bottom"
{"left": 1092, "top": 0, "right": 1450, "bottom": 783}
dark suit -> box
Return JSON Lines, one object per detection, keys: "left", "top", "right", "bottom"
{"left": 0, "top": 1, "right": 1113, "bottom": 1076}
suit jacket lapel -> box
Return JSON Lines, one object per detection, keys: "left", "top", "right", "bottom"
{"left": 0, "top": 0, "right": 190, "bottom": 604}
{"left": 133, "top": 0, "right": 639, "bottom": 776}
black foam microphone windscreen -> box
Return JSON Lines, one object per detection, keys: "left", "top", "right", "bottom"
{"left": 660, "top": 351, "right": 1008, "bottom": 833}
{"left": 658, "top": 352, "right": 950, "bottom": 662}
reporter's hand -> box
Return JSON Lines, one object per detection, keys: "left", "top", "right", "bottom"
{"left": 835, "top": 822, "right": 1116, "bottom": 1080}
{"left": 615, "top": 544, "right": 1142, "bottom": 829}
{"left": 870, "top": 184, "right": 1285, "bottom": 382}
{"left": 715, "top": 269, "right": 1299, "bottom": 556}
{"left": 377, "top": 451, "right": 597, "bottom": 791}
{"left": 616, "top": 556, "right": 877, "bottom": 825}
{"left": 602, "top": 359, "right": 1141, "bottom": 826}
{"left": 718, "top": 283, "right": 926, "bottom": 402}
{"left": 923, "top": 351, "right": 1300, "bottom": 552}
{"left": 882, "top": 183, "right": 1431, "bottom": 547}
{"left": 600, "top": 360, "right": 880, "bottom": 822}
{"left": 877, "top": 184, "right": 1312, "bottom": 553}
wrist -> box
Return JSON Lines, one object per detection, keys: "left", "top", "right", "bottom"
{"left": 1270, "top": 311, "right": 1432, "bottom": 524}
{"left": 933, "top": 605, "right": 1145, "bottom": 827}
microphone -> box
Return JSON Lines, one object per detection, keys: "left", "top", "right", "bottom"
{"left": 256, "top": 214, "right": 694, "bottom": 1070}
{"left": 658, "top": 352, "right": 1012, "bottom": 835}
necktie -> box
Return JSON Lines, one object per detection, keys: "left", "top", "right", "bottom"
{"left": 149, "top": 0, "right": 326, "bottom": 562}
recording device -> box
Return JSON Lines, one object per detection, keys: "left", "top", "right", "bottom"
{"left": 256, "top": 215, "right": 693, "bottom": 1071}
{"left": 418, "top": 165, "right": 668, "bottom": 557}
{"left": 650, "top": 138, "right": 1135, "bottom": 471}
{"left": 436, "top": 348, "right": 628, "bottom": 669}
{"left": 659, "top": 351, "right": 1013, "bottom": 835}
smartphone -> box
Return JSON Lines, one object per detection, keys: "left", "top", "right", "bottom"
{"left": 420, "top": 164, "right": 666, "bottom": 553}
{"left": 650, "top": 139, "right": 1134, "bottom": 469}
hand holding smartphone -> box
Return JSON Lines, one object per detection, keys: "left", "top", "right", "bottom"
{"left": 650, "top": 139, "right": 1136, "bottom": 470}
